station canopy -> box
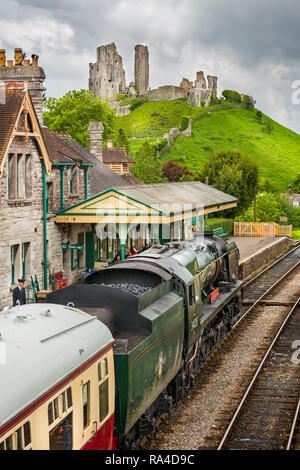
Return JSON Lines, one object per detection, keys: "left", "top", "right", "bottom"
{"left": 55, "top": 182, "right": 238, "bottom": 225}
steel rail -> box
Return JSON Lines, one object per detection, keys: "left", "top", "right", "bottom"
{"left": 217, "top": 295, "right": 300, "bottom": 450}
{"left": 286, "top": 397, "right": 300, "bottom": 450}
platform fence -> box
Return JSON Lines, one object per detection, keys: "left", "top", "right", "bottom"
{"left": 234, "top": 222, "right": 292, "bottom": 238}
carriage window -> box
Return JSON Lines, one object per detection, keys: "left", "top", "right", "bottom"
{"left": 67, "top": 387, "right": 72, "bottom": 408}
{"left": 16, "top": 428, "right": 22, "bottom": 450}
{"left": 5, "top": 435, "right": 13, "bottom": 450}
{"left": 99, "top": 379, "right": 109, "bottom": 423}
{"left": 0, "top": 421, "right": 31, "bottom": 450}
{"left": 82, "top": 382, "right": 90, "bottom": 429}
{"left": 98, "top": 362, "right": 102, "bottom": 381}
{"left": 48, "top": 402, "right": 54, "bottom": 425}
{"left": 23, "top": 422, "right": 31, "bottom": 448}
{"left": 48, "top": 387, "right": 73, "bottom": 427}
{"left": 104, "top": 358, "right": 108, "bottom": 376}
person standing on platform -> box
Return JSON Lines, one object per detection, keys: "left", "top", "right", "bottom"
{"left": 13, "top": 278, "right": 27, "bottom": 307}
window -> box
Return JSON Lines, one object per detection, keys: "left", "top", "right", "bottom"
{"left": 11, "top": 244, "right": 20, "bottom": 285}
{"left": 0, "top": 421, "right": 31, "bottom": 450}
{"left": 8, "top": 154, "right": 32, "bottom": 200}
{"left": 99, "top": 380, "right": 109, "bottom": 422}
{"left": 22, "top": 242, "right": 30, "bottom": 279}
{"left": 98, "top": 356, "right": 109, "bottom": 423}
{"left": 82, "top": 382, "right": 90, "bottom": 429}
{"left": 48, "top": 387, "right": 73, "bottom": 426}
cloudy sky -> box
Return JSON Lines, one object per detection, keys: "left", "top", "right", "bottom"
{"left": 1, "top": 0, "right": 300, "bottom": 133}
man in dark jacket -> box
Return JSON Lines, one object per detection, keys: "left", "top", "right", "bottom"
{"left": 13, "top": 278, "right": 27, "bottom": 307}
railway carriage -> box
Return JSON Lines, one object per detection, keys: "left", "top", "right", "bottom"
{"left": 0, "top": 303, "right": 115, "bottom": 450}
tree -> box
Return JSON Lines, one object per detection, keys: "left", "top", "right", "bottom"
{"left": 201, "top": 150, "right": 259, "bottom": 217}
{"left": 113, "top": 128, "right": 129, "bottom": 151}
{"left": 132, "top": 142, "right": 164, "bottom": 183}
{"left": 240, "top": 192, "right": 282, "bottom": 222}
{"left": 222, "top": 90, "right": 242, "bottom": 103}
{"left": 258, "top": 177, "right": 280, "bottom": 194}
{"left": 162, "top": 160, "right": 194, "bottom": 182}
{"left": 44, "top": 89, "right": 115, "bottom": 148}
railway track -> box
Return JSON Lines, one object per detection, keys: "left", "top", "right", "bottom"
{"left": 217, "top": 296, "right": 300, "bottom": 450}
{"left": 144, "top": 244, "right": 300, "bottom": 450}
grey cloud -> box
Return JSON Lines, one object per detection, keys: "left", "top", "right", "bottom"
{"left": 1, "top": 0, "right": 300, "bottom": 132}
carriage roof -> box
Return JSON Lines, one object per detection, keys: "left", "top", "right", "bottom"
{"left": 0, "top": 303, "right": 113, "bottom": 429}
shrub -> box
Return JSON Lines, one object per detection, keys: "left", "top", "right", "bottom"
{"left": 129, "top": 98, "right": 147, "bottom": 111}
{"left": 179, "top": 116, "right": 189, "bottom": 132}
{"left": 222, "top": 90, "right": 242, "bottom": 103}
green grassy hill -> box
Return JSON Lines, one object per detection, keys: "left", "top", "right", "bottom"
{"left": 116, "top": 101, "right": 300, "bottom": 191}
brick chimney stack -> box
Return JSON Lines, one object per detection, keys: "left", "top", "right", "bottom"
{"left": 0, "top": 48, "right": 46, "bottom": 125}
{"left": 88, "top": 122, "right": 104, "bottom": 161}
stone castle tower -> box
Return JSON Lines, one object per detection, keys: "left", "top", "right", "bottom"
{"left": 0, "top": 48, "right": 46, "bottom": 124}
{"left": 89, "top": 43, "right": 126, "bottom": 103}
{"left": 134, "top": 44, "right": 149, "bottom": 96}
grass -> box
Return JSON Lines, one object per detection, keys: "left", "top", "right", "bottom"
{"left": 116, "top": 100, "right": 300, "bottom": 191}
{"left": 161, "top": 107, "right": 300, "bottom": 191}
{"left": 292, "top": 229, "right": 300, "bottom": 239}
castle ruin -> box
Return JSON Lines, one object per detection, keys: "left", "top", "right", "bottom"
{"left": 89, "top": 43, "right": 126, "bottom": 103}
{"left": 89, "top": 43, "right": 218, "bottom": 107}
{"left": 134, "top": 44, "right": 149, "bottom": 96}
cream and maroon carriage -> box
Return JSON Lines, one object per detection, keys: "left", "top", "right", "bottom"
{"left": 0, "top": 303, "right": 115, "bottom": 450}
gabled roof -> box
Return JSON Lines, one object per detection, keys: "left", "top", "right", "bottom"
{"left": 0, "top": 87, "right": 24, "bottom": 170}
{"left": 0, "top": 85, "right": 51, "bottom": 177}
{"left": 55, "top": 182, "right": 238, "bottom": 225}
{"left": 102, "top": 147, "right": 135, "bottom": 164}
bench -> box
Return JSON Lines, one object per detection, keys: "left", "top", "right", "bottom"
{"left": 213, "top": 227, "right": 229, "bottom": 238}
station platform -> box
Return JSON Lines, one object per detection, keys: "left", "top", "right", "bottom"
{"left": 227, "top": 236, "right": 294, "bottom": 279}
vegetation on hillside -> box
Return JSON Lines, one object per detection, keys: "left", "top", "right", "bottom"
{"left": 44, "top": 90, "right": 115, "bottom": 147}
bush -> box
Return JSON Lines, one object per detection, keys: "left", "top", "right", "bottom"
{"left": 129, "top": 98, "right": 147, "bottom": 111}
{"left": 155, "top": 138, "right": 168, "bottom": 153}
{"left": 179, "top": 116, "right": 189, "bottom": 132}
{"left": 222, "top": 90, "right": 242, "bottom": 103}
{"left": 242, "top": 94, "right": 255, "bottom": 109}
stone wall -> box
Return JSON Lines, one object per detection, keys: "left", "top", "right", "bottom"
{"left": 238, "top": 237, "right": 294, "bottom": 280}
{"left": 0, "top": 136, "right": 90, "bottom": 309}
{"left": 147, "top": 85, "right": 188, "bottom": 101}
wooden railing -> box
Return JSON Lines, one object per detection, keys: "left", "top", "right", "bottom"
{"left": 234, "top": 222, "right": 292, "bottom": 238}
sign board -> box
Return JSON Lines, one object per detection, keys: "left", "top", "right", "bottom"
{"left": 62, "top": 243, "right": 84, "bottom": 251}
{"left": 280, "top": 216, "right": 287, "bottom": 222}
{"left": 210, "top": 288, "right": 219, "bottom": 304}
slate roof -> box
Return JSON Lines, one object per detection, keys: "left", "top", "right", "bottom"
{"left": 0, "top": 87, "right": 25, "bottom": 169}
{"left": 102, "top": 147, "right": 135, "bottom": 164}
{"left": 55, "top": 132, "right": 131, "bottom": 194}
{"left": 114, "top": 181, "right": 238, "bottom": 212}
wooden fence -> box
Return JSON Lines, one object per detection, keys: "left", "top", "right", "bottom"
{"left": 234, "top": 222, "right": 292, "bottom": 238}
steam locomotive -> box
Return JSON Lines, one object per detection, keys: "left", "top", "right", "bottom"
{"left": 48, "top": 231, "right": 242, "bottom": 449}
{"left": 0, "top": 232, "right": 242, "bottom": 450}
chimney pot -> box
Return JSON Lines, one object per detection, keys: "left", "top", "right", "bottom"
{"left": 0, "top": 49, "right": 6, "bottom": 67}
{"left": 7, "top": 60, "right": 13, "bottom": 67}
{"left": 107, "top": 140, "right": 113, "bottom": 149}
{"left": 31, "top": 54, "right": 39, "bottom": 66}
{"left": 24, "top": 59, "right": 30, "bottom": 67}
